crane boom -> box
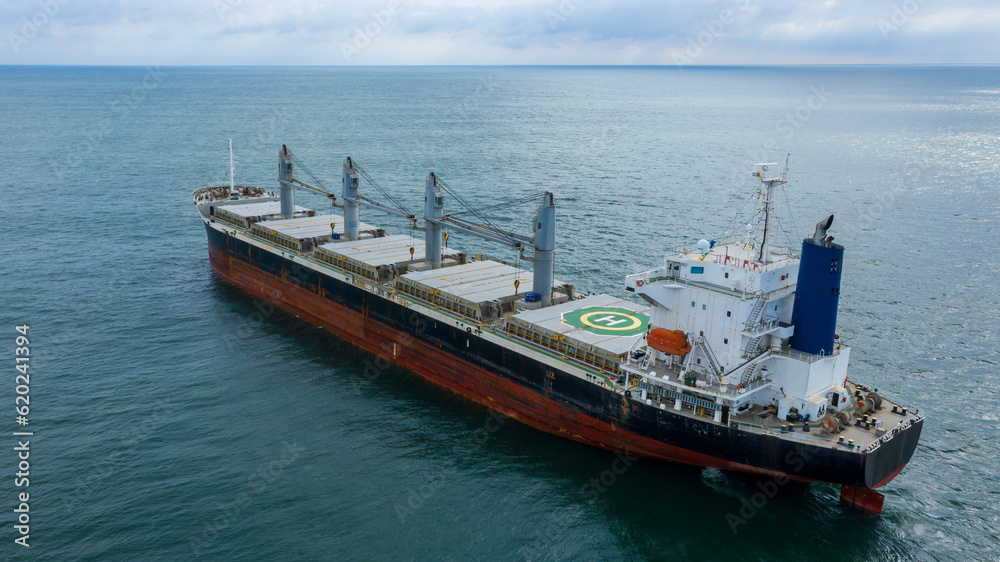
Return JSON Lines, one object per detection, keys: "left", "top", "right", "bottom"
{"left": 276, "top": 146, "right": 557, "bottom": 306}
{"left": 341, "top": 157, "right": 415, "bottom": 240}
{"left": 289, "top": 178, "right": 334, "bottom": 199}
{"left": 422, "top": 172, "right": 556, "bottom": 306}
{"left": 427, "top": 215, "right": 531, "bottom": 247}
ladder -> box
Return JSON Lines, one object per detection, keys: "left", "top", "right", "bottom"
{"left": 744, "top": 296, "right": 769, "bottom": 332}
{"left": 697, "top": 336, "right": 724, "bottom": 380}
{"left": 739, "top": 362, "right": 760, "bottom": 387}
{"left": 742, "top": 334, "right": 765, "bottom": 359}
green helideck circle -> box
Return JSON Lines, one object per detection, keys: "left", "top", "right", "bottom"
{"left": 561, "top": 306, "right": 649, "bottom": 336}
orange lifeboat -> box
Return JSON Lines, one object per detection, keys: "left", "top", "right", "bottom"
{"left": 647, "top": 328, "right": 691, "bottom": 356}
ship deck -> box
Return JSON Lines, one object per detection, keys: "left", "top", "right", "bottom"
{"left": 198, "top": 192, "right": 922, "bottom": 457}
{"left": 719, "top": 382, "right": 919, "bottom": 452}
{"left": 620, "top": 344, "right": 920, "bottom": 451}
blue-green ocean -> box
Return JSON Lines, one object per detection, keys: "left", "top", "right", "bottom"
{"left": 1, "top": 66, "right": 998, "bottom": 561}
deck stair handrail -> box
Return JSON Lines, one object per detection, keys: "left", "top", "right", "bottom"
{"left": 739, "top": 362, "right": 760, "bottom": 387}
{"left": 696, "top": 336, "right": 724, "bottom": 380}
{"left": 744, "top": 296, "right": 769, "bottom": 332}
{"left": 743, "top": 334, "right": 765, "bottom": 359}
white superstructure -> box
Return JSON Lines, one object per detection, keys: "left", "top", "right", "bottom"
{"left": 623, "top": 162, "right": 852, "bottom": 425}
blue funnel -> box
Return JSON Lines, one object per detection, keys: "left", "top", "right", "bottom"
{"left": 789, "top": 216, "right": 843, "bottom": 356}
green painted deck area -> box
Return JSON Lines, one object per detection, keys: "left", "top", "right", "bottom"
{"left": 561, "top": 306, "right": 649, "bottom": 336}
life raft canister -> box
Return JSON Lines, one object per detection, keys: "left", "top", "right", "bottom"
{"left": 647, "top": 328, "right": 692, "bottom": 356}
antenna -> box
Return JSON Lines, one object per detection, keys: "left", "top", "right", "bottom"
{"left": 752, "top": 154, "right": 789, "bottom": 264}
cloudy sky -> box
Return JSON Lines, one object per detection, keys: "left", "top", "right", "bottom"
{"left": 3, "top": 0, "right": 998, "bottom": 65}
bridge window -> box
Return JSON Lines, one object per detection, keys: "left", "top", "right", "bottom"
{"left": 702, "top": 304, "right": 707, "bottom": 310}
{"left": 691, "top": 266, "right": 704, "bottom": 274}
{"left": 726, "top": 311, "right": 731, "bottom": 317}
{"left": 691, "top": 301, "right": 696, "bottom": 307}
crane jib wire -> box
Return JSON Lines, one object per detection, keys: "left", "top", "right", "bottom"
{"left": 435, "top": 177, "right": 522, "bottom": 246}
{"left": 446, "top": 193, "right": 546, "bottom": 217}
{"left": 282, "top": 150, "right": 535, "bottom": 245}
{"left": 286, "top": 150, "right": 331, "bottom": 194}
{"left": 355, "top": 164, "right": 413, "bottom": 218}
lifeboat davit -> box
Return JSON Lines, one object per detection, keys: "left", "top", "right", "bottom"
{"left": 647, "top": 328, "right": 691, "bottom": 356}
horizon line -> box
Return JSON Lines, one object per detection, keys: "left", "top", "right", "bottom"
{"left": 2, "top": 62, "right": 999, "bottom": 68}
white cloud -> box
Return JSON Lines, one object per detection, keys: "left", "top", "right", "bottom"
{"left": 1, "top": 0, "right": 998, "bottom": 64}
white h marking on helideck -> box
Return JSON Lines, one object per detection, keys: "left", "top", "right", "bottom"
{"left": 592, "top": 315, "right": 628, "bottom": 326}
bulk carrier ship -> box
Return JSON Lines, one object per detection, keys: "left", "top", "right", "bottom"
{"left": 193, "top": 143, "right": 922, "bottom": 513}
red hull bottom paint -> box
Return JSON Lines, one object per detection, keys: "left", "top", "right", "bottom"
{"left": 873, "top": 461, "right": 908, "bottom": 490}
{"left": 209, "top": 244, "right": 849, "bottom": 486}
{"left": 840, "top": 485, "right": 885, "bottom": 514}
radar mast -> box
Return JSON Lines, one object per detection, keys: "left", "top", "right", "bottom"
{"left": 753, "top": 155, "right": 789, "bottom": 264}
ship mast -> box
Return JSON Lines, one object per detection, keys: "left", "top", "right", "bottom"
{"left": 228, "top": 139, "right": 236, "bottom": 192}
{"left": 754, "top": 155, "right": 789, "bottom": 264}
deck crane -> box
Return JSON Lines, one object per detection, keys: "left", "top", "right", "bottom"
{"left": 422, "top": 172, "right": 556, "bottom": 307}
{"left": 342, "top": 159, "right": 554, "bottom": 306}
{"left": 277, "top": 146, "right": 417, "bottom": 229}
{"left": 278, "top": 147, "right": 556, "bottom": 307}
{"left": 341, "top": 157, "right": 417, "bottom": 240}
{"left": 277, "top": 145, "right": 339, "bottom": 218}
{"left": 339, "top": 157, "right": 554, "bottom": 305}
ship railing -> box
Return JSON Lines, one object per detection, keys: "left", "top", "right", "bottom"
{"left": 732, "top": 376, "right": 770, "bottom": 397}
{"left": 625, "top": 271, "right": 655, "bottom": 285}
{"left": 728, "top": 420, "right": 778, "bottom": 435}
{"left": 862, "top": 413, "right": 923, "bottom": 454}
{"left": 714, "top": 252, "right": 764, "bottom": 272}
{"left": 863, "top": 427, "right": 896, "bottom": 454}
{"left": 640, "top": 274, "right": 770, "bottom": 300}
{"left": 659, "top": 243, "right": 797, "bottom": 271}
{"left": 773, "top": 346, "right": 840, "bottom": 364}
{"left": 864, "top": 435, "right": 886, "bottom": 454}
{"left": 762, "top": 318, "right": 779, "bottom": 331}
